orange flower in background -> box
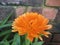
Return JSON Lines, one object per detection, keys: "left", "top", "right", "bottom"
{"left": 12, "top": 12, "right": 52, "bottom": 41}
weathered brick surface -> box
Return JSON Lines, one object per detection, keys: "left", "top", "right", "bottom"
{"left": 42, "top": 7, "right": 58, "bottom": 20}
{"left": 46, "top": 0, "right": 60, "bottom": 6}
{"left": 16, "top": 6, "right": 42, "bottom": 16}
{"left": 0, "top": 0, "right": 43, "bottom": 6}
{"left": 42, "top": 35, "right": 52, "bottom": 42}
{"left": 15, "top": 6, "right": 26, "bottom": 17}
{"left": 50, "top": 27, "right": 60, "bottom": 34}
{"left": 52, "top": 34, "right": 60, "bottom": 42}
{"left": 27, "top": 6, "right": 42, "bottom": 14}
{"left": 44, "top": 43, "right": 60, "bottom": 45}
{"left": 55, "top": 8, "right": 60, "bottom": 24}
{"left": 0, "top": 6, "right": 15, "bottom": 21}
{"left": 26, "top": 0, "right": 43, "bottom": 6}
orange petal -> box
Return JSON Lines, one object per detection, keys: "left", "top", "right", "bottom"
{"left": 42, "top": 32, "right": 51, "bottom": 38}
{"left": 12, "top": 30, "right": 17, "bottom": 32}
{"left": 46, "top": 25, "right": 52, "bottom": 29}
{"left": 27, "top": 35, "right": 34, "bottom": 42}
{"left": 43, "top": 31, "right": 51, "bottom": 35}
{"left": 39, "top": 36, "right": 43, "bottom": 41}
{"left": 42, "top": 18, "right": 49, "bottom": 25}
{"left": 18, "top": 31, "right": 26, "bottom": 35}
{"left": 44, "top": 35, "right": 49, "bottom": 38}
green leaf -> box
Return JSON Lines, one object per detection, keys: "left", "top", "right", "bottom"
{"left": 32, "top": 41, "right": 44, "bottom": 45}
{"left": 0, "top": 23, "right": 12, "bottom": 29}
{"left": 0, "top": 40, "right": 10, "bottom": 45}
{"left": 20, "top": 34, "right": 31, "bottom": 45}
{"left": 12, "top": 33, "right": 20, "bottom": 45}
{"left": 0, "top": 30, "right": 11, "bottom": 37}
{"left": 3, "top": 34, "right": 11, "bottom": 40}
{"left": 1, "top": 11, "right": 13, "bottom": 25}
{"left": 34, "top": 38, "right": 38, "bottom": 42}
{"left": 24, "top": 34, "right": 31, "bottom": 45}
{"left": 9, "top": 39, "right": 13, "bottom": 43}
{"left": 25, "top": 39, "right": 31, "bottom": 45}
{"left": 0, "top": 21, "right": 2, "bottom": 23}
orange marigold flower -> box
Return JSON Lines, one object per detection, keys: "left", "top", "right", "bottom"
{"left": 12, "top": 12, "right": 52, "bottom": 41}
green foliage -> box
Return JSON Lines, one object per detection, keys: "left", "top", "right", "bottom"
{"left": 0, "top": 10, "right": 13, "bottom": 45}
{"left": 32, "top": 42, "right": 44, "bottom": 45}
{"left": 20, "top": 34, "right": 31, "bottom": 45}
{"left": 12, "top": 33, "right": 20, "bottom": 45}
{"left": 0, "top": 40, "right": 10, "bottom": 45}
{"left": 0, "top": 23, "right": 12, "bottom": 29}
{"left": 0, "top": 30, "right": 11, "bottom": 37}
{"left": 25, "top": 39, "right": 31, "bottom": 45}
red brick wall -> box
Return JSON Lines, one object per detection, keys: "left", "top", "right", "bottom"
{"left": 44, "top": 0, "right": 60, "bottom": 45}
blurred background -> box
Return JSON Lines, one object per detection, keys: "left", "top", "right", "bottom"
{"left": 0, "top": 0, "right": 60, "bottom": 45}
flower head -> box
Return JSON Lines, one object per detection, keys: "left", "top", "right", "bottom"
{"left": 12, "top": 12, "right": 52, "bottom": 41}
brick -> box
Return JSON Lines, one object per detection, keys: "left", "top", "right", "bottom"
{"left": 16, "top": 6, "right": 42, "bottom": 17}
{"left": 42, "top": 35, "right": 52, "bottom": 42}
{"left": 0, "top": 0, "right": 43, "bottom": 6}
{"left": 26, "top": 6, "right": 32, "bottom": 12}
{"left": 52, "top": 34, "right": 60, "bottom": 42}
{"left": 49, "top": 23, "right": 60, "bottom": 33}
{"left": 45, "top": 43, "right": 60, "bottom": 45}
{"left": 15, "top": 6, "right": 26, "bottom": 17}
{"left": 50, "top": 43, "right": 60, "bottom": 45}
{"left": 27, "top": 0, "right": 43, "bottom": 6}
{"left": 50, "top": 28, "right": 60, "bottom": 33}
{"left": 27, "top": 6, "right": 42, "bottom": 14}
{"left": 0, "top": 0, "right": 20, "bottom": 2}
{"left": 55, "top": 8, "right": 60, "bottom": 24}
{"left": 0, "top": 0, "right": 20, "bottom": 5}
{"left": 46, "top": 0, "right": 60, "bottom": 6}
{"left": 0, "top": 6, "right": 15, "bottom": 21}
{"left": 42, "top": 7, "right": 58, "bottom": 20}
{"left": 51, "top": 8, "right": 60, "bottom": 33}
